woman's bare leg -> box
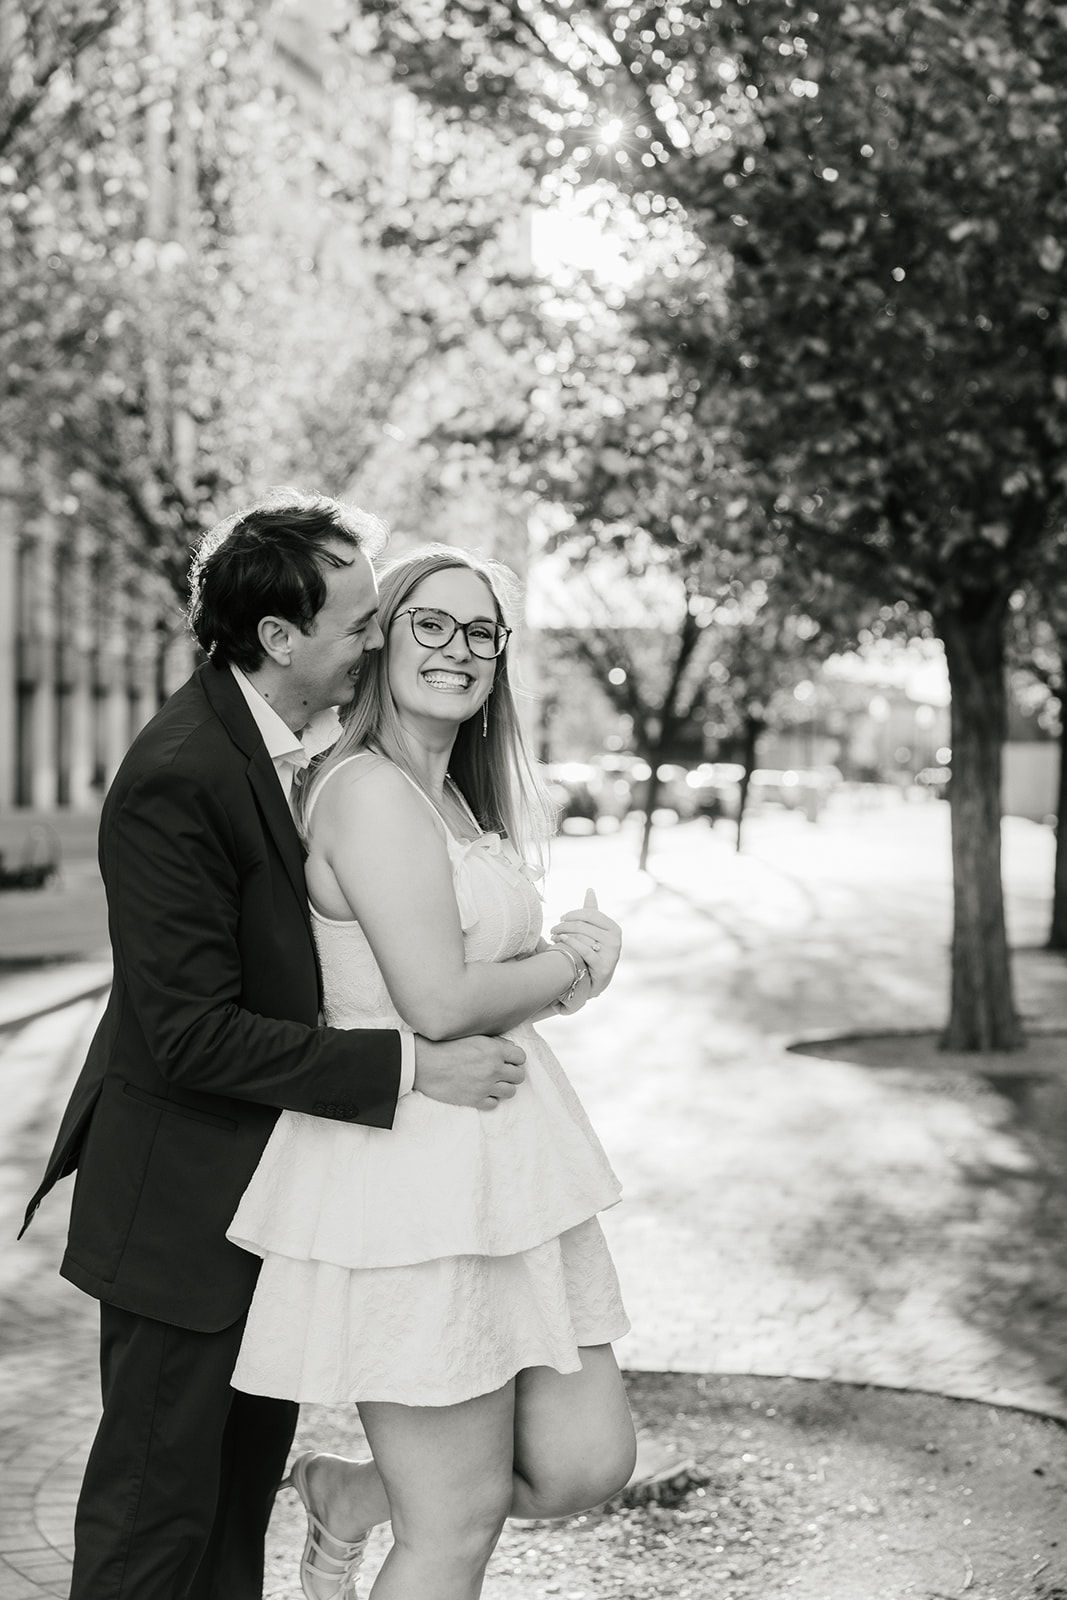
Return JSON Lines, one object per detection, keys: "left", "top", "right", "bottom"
{"left": 291, "top": 1346, "right": 635, "bottom": 1593}
{"left": 510, "top": 1345, "right": 636, "bottom": 1520}
{"left": 357, "top": 1387, "right": 516, "bottom": 1600}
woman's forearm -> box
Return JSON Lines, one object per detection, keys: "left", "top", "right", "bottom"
{"left": 390, "top": 945, "right": 582, "bottom": 1040}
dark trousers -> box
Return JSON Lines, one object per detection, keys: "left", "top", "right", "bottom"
{"left": 70, "top": 1304, "right": 298, "bottom": 1600}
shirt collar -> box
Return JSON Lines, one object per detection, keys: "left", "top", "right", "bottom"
{"left": 229, "top": 665, "right": 342, "bottom": 766}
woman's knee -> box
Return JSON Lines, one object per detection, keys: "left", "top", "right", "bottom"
{"left": 522, "top": 1427, "right": 637, "bottom": 1520}
{"left": 514, "top": 1350, "right": 638, "bottom": 1519}
{"left": 578, "top": 1427, "right": 637, "bottom": 1510}
{"left": 602, "top": 1426, "right": 639, "bottom": 1501}
{"left": 392, "top": 1469, "right": 512, "bottom": 1567}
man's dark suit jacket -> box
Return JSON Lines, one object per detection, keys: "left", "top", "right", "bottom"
{"left": 22, "top": 662, "right": 401, "bottom": 1332}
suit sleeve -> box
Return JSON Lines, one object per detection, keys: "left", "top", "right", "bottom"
{"left": 106, "top": 764, "right": 401, "bottom": 1127}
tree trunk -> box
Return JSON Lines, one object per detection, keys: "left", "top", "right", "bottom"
{"left": 638, "top": 760, "right": 662, "bottom": 872}
{"left": 1048, "top": 667, "right": 1067, "bottom": 949}
{"left": 735, "top": 714, "right": 762, "bottom": 854}
{"left": 937, "top": 600, "right": 1022, "bottom": 1051}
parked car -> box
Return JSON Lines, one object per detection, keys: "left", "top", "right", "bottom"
{"left": 0, "top": 823, "right": 60, "bottom": 890}
{"left": 747, "top": 767, "right": 841, "bottom": 820}
{"left": 618, "top": 761, "right": 699, "bottom": 820}
{"left": 748, "top": 768, "right": 806, "bottom": 810}
{"left": 915, "top": 765, "right": 951, "bottom": 799}
{"left": 544, "top": 762, "right": 600, "bottom": 827}
{"left": 685, "top": 763, "right": 745, "bottom": 823}
{"left": 587, "top": 757, "right": 637, "bottom": 822}
{"left": 543, "top": 761, "right": 633, "bottom": 831}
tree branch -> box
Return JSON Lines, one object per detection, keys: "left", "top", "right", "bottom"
{"left": 0, "top": 2, "right": 123, "bottom": 161}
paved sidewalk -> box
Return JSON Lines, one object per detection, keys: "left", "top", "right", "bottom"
{"left": 2, "top": 799, "right": 1066, "bottom": 1598}
{"left": 0, "top": 965, "right": 112, "bottom": 1032}
{"left": 546, "top": 802, "right": 1067, "bottom": 1421}
{"left": 0, "top": 812, "right": 107, "bottom": 973}
{"left": 0, "top": 809, "right": 110, "bottom": 1029}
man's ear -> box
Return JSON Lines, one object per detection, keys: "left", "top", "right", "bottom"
{"left": 257, "top": 615, "right": 294, "bottom": 667}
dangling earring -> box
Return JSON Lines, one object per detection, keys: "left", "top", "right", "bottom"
{"left": 481, "top": 700, "right": 489, "bottom": 738}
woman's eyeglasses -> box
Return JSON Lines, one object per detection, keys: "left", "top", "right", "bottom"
{"left": 395, "top": 607, "right": 511, "bottom": 660}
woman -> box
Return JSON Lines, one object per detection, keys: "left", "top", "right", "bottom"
{"left": 227, "top": 546, "right": 635, "bottom": 1599}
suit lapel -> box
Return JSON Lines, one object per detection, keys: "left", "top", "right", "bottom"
{"left": 199, "top": 664, "right": 311, "bottom": 920}
{"left": 247, "top": 745, "right": 311, "bottom": 903}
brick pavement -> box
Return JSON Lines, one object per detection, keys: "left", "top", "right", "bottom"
{"left": 2, "top": 801, "right": 1066, "bottom": 1597}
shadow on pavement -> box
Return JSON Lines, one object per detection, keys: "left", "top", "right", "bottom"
{"left": 788, "top": 1028, "right": 1067, "bottom": 1421}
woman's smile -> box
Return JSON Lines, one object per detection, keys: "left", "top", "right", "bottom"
{"left": 421, "top": 669, "right": 475, "bottom": 692}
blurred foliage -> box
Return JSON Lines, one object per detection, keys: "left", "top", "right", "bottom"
{"left": 1009, "top": 576, "right": 1067, "bottom": 948}
{"left": 0, "top": 0, "right": 121, "bottom": 162}
{"left": 3, "top": 1, "right": 266, "bottom": 594}
{"left": 530, "top": 268, "right": 882, "bottom": 740}
{"left": 437, "top": 259, "right": 880, "bottom": 867}
{"left": 349, "top": 0, "right": 1067, "bottom": 610}
{"left": 0, "top": 0, "right": 537, "bottom": 601}
{"left": 1009, "top": 591, "right": 1065, "bottom": 735}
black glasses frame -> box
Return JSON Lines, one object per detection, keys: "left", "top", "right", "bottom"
{"left": 395, "top": 607, "right": 512, "bottom": 660}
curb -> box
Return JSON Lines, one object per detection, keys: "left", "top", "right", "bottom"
{"left": 0, "top": 968, "right": 112, "bottom": 1035}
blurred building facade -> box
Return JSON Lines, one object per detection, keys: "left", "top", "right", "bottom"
{"left": 0, "top": 469, "right": 182, "bottom": 810}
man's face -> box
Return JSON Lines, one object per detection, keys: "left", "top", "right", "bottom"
{"left": 287, "top": 543, "right": 383, "bottom": 716}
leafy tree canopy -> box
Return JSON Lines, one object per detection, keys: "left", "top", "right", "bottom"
{"left": 1, "top": 0, "right": 540, "bottom": 600}
{"left": 349, "top": 0, "right": 1067, "bottom": 614}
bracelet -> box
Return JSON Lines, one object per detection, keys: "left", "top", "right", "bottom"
{"left": 551, "top": 941, "right": 589, "bottom": 1007}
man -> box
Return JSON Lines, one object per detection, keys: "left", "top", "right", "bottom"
{"left": 21, "top": 490, "right": 526, "bottom": 1600}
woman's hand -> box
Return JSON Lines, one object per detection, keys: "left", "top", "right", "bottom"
{"left": 550, "top": 888, "right": 621, "bottom": 999}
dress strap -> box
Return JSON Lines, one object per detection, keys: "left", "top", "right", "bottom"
{"left": 445, "top": 776, "right": 484, "bottom": 839}
{"left": 385, "top": 762, "right": 454, "bottom": 840}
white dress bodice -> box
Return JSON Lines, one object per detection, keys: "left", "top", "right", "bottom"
{"left": 314, "top": 802, "right": 542, "bottom": 1027}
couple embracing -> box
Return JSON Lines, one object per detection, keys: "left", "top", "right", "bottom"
{"left": 22, "top": 490, "right": 634, "bottom": 1600}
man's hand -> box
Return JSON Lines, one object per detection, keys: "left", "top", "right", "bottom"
{"left": 412, "top": 1034, "right": 526, "bottom": 1111}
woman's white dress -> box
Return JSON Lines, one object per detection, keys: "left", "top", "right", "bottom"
{"left": 228, "top": 757, "right": 628, "bottom": 1406}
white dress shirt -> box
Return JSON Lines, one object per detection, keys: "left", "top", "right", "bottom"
{"left": 230, "top": 666, "right": 414, "bottom": 1095}
{"left": 229, "top": 665, "right": 342, "bottom": 809}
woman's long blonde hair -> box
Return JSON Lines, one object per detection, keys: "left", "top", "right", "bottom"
{"left": 298, "top": 545, "right": 554, "bottom": 873}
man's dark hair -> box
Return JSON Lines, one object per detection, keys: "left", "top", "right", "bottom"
{"left": 187, "top": 490, "right": 387, "bottom": 671}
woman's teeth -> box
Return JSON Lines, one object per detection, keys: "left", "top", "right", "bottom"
{"left": 422, "top": 671, "right": 472, "bottom": 689}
